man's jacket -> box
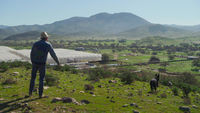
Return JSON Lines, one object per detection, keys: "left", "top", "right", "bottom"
{"left": 30, "top": 40, "right": 59, "bottom": 65}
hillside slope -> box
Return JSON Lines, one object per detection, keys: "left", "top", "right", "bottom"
{"left": 0, "top": 66, "right": 199, "bottom": 113}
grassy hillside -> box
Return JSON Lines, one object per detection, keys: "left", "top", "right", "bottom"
{"left": 0, "top": 64, "right": 200, "bottom": 113}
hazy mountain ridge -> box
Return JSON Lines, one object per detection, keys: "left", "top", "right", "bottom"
{"left": 117, "top": 24, "right": 193, "bottom": 38}
{"left": 167, "top": 24, "right": 200, "bottom": 32}
{"left": 0, "top": 12, "right": 199, "bottom": 40}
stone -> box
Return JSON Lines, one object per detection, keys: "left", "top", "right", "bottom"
{"left": 12, "top": 94, "right": 18, "bottom": 97}
{"left": 51, "top": 97, "right": 62, "bottom": 103}
{"left": 108, "top": 80, "right": 117, "bottom": 83}
{"left": 122, "top": 104, "right": 129, "bottom": 107}
{"left": 110, "top": 100, "right": 115, "bottom": 103}
{"left": 157, "top": 102, "right": 162, "bottom": 104}
{"left": 0, "top": 98, "right": 5, "bottom": 101}
{"left": 179, "top": 106, "right": 190, "bottom": 112}
{"left": 71, "top": 89, "right": 76, "bottom": 93}
{"left": 128, "top": 93, "right": 134, "bottom": 96}
{"left": 130, "top": 103, "right": 138, "bottom": 107}
{"left": 192, "top": 105, "right": 198, "bottom": 109}
{"left": 62, "top": 97, "right": 76, "bottom": 103}
{"left": 79, "top": 91, "right": 85, "bottom": 93}
{"left": 133, "top": 110, "right": 140, "bottom": 113}
{"left": 44, "top": 86, "right": 49, "bottom": 90}
{"left": 3, "top": 86, "right": 12, "bottom": 89}
{"left": 12, "top": 72, "right": 19, "bottom": 76}
{"left": 98, "top": 85, "right": 102, "bottom": 88}
{"left": 81, "top": 100, "right": 90, "bottom": 104}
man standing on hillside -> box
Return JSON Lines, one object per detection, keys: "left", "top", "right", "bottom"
{"left": 29, "top": 32, "right": 60, "bottom": 98}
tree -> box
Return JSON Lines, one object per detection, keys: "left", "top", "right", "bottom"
{"left": 168, "top": 55, "right": 175, "bottom": 61}
{"left": 102, "top": 53, "right": 110, "bottom": 63}
{"left": 148, "top": 56, "right": 160, "bottom": 64}
{"left": 192, "top": 58, "right": 200, "bottom": 67}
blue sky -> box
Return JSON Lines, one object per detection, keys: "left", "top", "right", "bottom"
{"left": 0, "top": 0, "right": 199, "bottom": 26}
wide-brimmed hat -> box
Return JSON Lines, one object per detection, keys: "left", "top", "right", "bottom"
{"left": 41, "top": 32, "right": 49, "bottom": 39}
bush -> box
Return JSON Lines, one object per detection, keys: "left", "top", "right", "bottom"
{"left": 168, "top": 55, "right": 175, "bottom": 60}
{"left": 178, "top": 83, "right": 191, "bottom": 97}
{"left": 45, "top": 73, "right": 59, "bottom": 86}
{"left": 71, "top": 69, "right": 78, "bottom": 74}
{"left": 172, "top": 87, "right": 179, "bottom": 96}
{"left": 183, "top": 97, "right": 191, "bottom": 105}
{"left": 148, "top": 56, "right": 160, "bottom": 64}
{"left": 87, "top": 67, "right": 113, "bottom": 81}
{"left": 119, "top": 71, "right": 136, "bottom": 84}
{"left": 192, "top": 58, "right": 200, "bottom": 67}
{"left": 101, "top": 53, "right": 110, "bottom": 64}
{"left": 160, "top": 93, "right": 167, "bottom": 98}
{"left": 2, "top": 77, "right": 17, "bottom": 85}
{"left": 0, "top": 61, "right": 31, "bottom": 72}
{"left": 84, "top": 84, "right": 94, "bottom": 90}
{"left": 158, "top": 68, "right": 166, "bottom": 72}
{"left": 0, "top": 62, "right": 9, "bottom": 72}
{"left": 52, "top": 65, "right": 71, "bottom": 72}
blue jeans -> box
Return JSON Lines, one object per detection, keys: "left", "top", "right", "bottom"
{"left": 29, "top": 63, "right": 46, "bottom": 97}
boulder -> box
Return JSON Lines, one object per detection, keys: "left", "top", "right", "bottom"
{"left": 133, "top": 110, "right": 140, "bottom": 113}
{"left": 81, "top": 100, "right": 90, "bottom": 104}
{"left": 51, "top": 97, "right": 62, "bottom": 103}
{"left": 62, "top": 97, "right": 76, "bottom": 103}
{"left": 122, "top": 104, "right": 129, "bottom": 107}
{"left": 130, "top": 103, "right": 138, "bottom": 107}
{"left": 79, "top": 91, "right": 85, "bottom": 93}
{"left": 0, "top": 98, "right": 5, "bottom": 101}
{"left": 192, "top": 105, "right": 198, "bottom": 109}
{"left": 44, "top": 86, "right": 49, "bottom": 90}
{"left": 179, "top": 106, "right": 190, "bottom": 112}
{"left": 157, "top": 102, "right": 162, "bottom": 105}
{"left": 108, "top": 80, "right": 117, "bottom": 83}
{"left": 98, "top": 85, "right": 102, "bottom": 88}
{"left": 12, "top": 72, "right": 19, "bottom": 76}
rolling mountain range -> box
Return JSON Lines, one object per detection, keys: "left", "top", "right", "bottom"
{"left": 0, "top": 12, "right": 199, "bottom": 40}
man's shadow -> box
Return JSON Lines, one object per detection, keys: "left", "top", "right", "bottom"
{"left": 0, "top": 97, "right": 40, "bottom": 113}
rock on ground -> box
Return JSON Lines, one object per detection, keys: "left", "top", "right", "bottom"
{"left": 179, "top": 106, "right": 190, "bottom": 112}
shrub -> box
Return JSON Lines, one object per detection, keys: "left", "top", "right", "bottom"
{"left": 168, "top": 55, "right": 175, "bottom": 60}
{"left": 2, "top": 77, "right": 17, "bottom": 85}
{"left": 52, "top": 65, "right": 71, "bottom": 72}
{"left": 101, "top": 53, "right": 109, "bottom": 64}
{"left": 119, "top": 71, "right": 136, "bottom": 84}
{"left": 45, "top": 73, "right": 59, "bottom": 86}
{"left": 160, "top": 93, "right": 167, "bottom": 98}
{"left": 178, "top": 83, "right": 191, "bottom": 97}
{"left": 172, "top": 87, "right": 179, "bottom": 96}
{"left": 183, "top": 97, "right": 191, "bottom": 105}
{"left": 158, "top": 68, "right": 166, "bottom": 72}
{"left": 71, "top": 69, "right": 78, "bottom": 74}
{"left": 84, "top": 84, "right": 94, "bottom": 90}
{"left": 148, "top": 56, "right": 160, "bottom": 64}
{"left": 0, "top": 62, "right": 9, "bottom": 72}
{"left": 87, "top": 67, "right": 113, "bottom": 81}
{"left": 192, "top": 58, "right": 200, "bottom": 67}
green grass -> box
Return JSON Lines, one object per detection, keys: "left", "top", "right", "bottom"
{"left": 0, "top": 67, "right": 200, "bottom": 113}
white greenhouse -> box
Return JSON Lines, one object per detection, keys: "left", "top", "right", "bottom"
{"left": 0, "top": 46, "right": 102, "bottom": 64}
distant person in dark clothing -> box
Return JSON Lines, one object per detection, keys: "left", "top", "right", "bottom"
{"left": 29, "top": 32, "right": 60, "bottom": 98}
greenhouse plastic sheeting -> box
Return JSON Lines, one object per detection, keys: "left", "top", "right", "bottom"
{"left": 0, "top": 46, "right": 22, "bottom": 62}
{"left": 0, "top": 46, "right": 102, "bottom": 64}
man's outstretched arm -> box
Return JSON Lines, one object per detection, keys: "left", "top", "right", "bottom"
{"left": 49, "top": 44, "right": 60, "bottom": 65}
